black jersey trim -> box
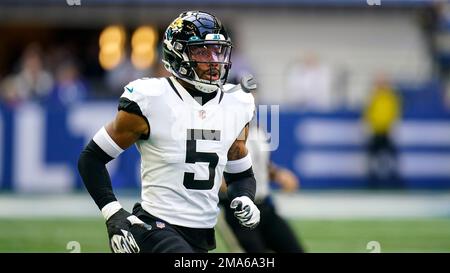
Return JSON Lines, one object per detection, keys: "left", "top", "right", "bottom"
{"left": 219, "top": 89, "right": 224, "bottom": 103}
{"left": 118, "top": 97, "right": 150, "bottom": 140}
{"left": 166, "top": 77, "right": 183, "bottom": 101}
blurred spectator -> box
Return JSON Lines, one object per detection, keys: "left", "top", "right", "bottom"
{"left": 0, "top": 75, "right": 22, "bottom": 107}
{"left": 105, "top": 57, "right": 151, "bottom": 96}
{"left": 433, "top": 1, "right": 450, "bottom": 78}
{"left": 446, "top": 80, "right": 450, "bottom": 109}
{"left": 427, "top": 0, "right": 450, "bottom": 101}
{"left": 284, "top": 53, "right": 344, "bottom": 111}
{"left": 46, "top": 60, "right": 88, "bottom": 107}
{"left": 14, "top": 43, "right": 54, "bottom": 101}
{"left": 363, "top": 74, "right": 402, "bottom": 188}
{"left": 0, "top": 43, "right": 54, "bottom": 107}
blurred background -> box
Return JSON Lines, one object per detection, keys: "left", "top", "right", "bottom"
{"left": 0, "top": 0, "right": 449, "bottom": 252}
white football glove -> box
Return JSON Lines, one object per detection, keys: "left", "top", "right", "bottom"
{"left": 230, "top": 196, "right": 260, "bottom": 229}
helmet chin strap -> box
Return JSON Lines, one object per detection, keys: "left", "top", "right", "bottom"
{"left": 171, "top": 60, "right": 224, "bottom": 93}
{"left": 175, "top": 74, "right": 219, "bottom": 93}
{"left": 193, "top": 81, "right": 219, "bottom": 93}
{"left": 183, "top": 65, "right": 220, "bottom": 93}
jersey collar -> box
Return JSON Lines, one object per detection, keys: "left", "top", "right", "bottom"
{"left": 169, "top": 77, "right": 222, "bottom": 108}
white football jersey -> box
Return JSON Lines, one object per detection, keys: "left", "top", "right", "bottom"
{"left": 247, "top": 126, "right": 270, "bottom": 203}
{"left": 120, "top": 77, "right": 255, "bottom": 228}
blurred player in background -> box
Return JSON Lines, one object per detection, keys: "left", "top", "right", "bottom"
{"left": 219, "top": 86, "right": 305, "bottom": 253}
{"left": 78, "top": 11, "right": 261, "bottom": 253}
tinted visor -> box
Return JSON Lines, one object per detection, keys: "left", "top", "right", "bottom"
{"left": 187, "top": 42, "right": 232, "bottom": 83}
{"left": 187, "top": 43, "right": 231, "bottom": 63}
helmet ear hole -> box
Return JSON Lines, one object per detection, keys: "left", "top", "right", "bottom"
{"left": 181, "top": 61, "right": 197, "bottom": 69}
{"left": 173, "top": 42, "right": 184, "bottom": 51}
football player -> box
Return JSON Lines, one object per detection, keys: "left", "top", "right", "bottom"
{"left": 220, "top": 125, "right": 304, "bottom": 253}
{"left": 78, "top": 11, "right": 260, "bottom": 253}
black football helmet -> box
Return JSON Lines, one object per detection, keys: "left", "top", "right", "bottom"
{"left": 163, "top": 11, "right": 232, "bottom": 93}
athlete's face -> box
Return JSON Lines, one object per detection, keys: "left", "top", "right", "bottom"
{"left": 188, "top": 44, "right": 230, "bottom": 82}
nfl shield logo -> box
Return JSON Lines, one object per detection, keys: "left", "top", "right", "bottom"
{"left": 156, "top": 221, "right": 166, "bottom": 229}
{"left": 199, "top": 110, "right": 206, "bottom": 119}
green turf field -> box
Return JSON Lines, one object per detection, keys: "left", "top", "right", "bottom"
{"left": 0, "top": 218, "right": 449, "bottom": 253}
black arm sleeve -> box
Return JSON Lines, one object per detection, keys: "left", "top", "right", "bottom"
{"left": 223, "top": 167, "right": 256, "bottom": 201}
{"left": 77, "top": 140, "right": 117, "bottom": 210}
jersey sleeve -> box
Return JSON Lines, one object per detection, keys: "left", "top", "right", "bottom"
{"left": 118, "top": 78, "right": 155, "bottom": 140}
{"left": 236, "top": 90, "right": 256, "bottom": 129}
{"left": 245, "top": 96, "right": 256, "bottom": 125}
{"left": 119, "top": 79, "right": 151, "bottom": 116}
{"left": 222, "top": 84, "right": 256, "bottom": 140}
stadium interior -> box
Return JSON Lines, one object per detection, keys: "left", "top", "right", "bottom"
{"left": 0, "top": 0, "right": 449, "bottom": 253}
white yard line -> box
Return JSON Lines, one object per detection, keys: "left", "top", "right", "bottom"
{"left": 273, "top": 191, "right": 450, "bottom": 219}
{"left": 0, "top": 191, "right": 449, "bottom": 219}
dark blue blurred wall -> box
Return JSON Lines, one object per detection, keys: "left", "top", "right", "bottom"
{"left": 0, "top": 86, "right": 449, "bottom": 192}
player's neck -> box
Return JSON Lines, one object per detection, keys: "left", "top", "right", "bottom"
{"left": 176, "top": 78, "right": 218, "bottom": 106}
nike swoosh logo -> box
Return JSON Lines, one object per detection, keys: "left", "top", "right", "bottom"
{"left": 126, "top": 87, "right": 134, "bottom": 93}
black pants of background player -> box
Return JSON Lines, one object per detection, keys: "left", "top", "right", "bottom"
{"left": 130, "top": 203, "right": 215, "bottom": 253}
{"left": 367, "top": 134, "right": 402, "bottom": 189}
{"left": 221, "top": 196, "right": 304, "bottom": 253}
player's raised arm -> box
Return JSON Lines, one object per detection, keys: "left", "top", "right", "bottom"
{"left": 223, "top": 124, "right": 261, "bottom": 229}
{"left": 77, "top": 110, "right": 149, "bottom": 253}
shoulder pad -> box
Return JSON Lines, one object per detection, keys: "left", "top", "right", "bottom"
{"left": 222, "top": 83, "right": 255, "bottom": 105}
{"left": 222, "top": 84, "right": 255, "bottom": 126}
{"left": 123, "top": 77, "right": 166, "bottom": 97}
{"left": 120, "top": 77, "right": 166, "bottom": 117}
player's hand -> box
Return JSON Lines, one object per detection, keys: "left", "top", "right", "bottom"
{"left": 105, "top": 208, "right": 148, "bottom": 253}
{"left": 275, "top": 169, "right": 299, "bottom": 193}
{"left": 230, "top": 196, "right": 260, "bottom": 229}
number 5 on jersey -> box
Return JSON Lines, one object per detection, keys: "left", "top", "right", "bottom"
{"left": 184, "top": 129, "right": 221, "bottom": 190}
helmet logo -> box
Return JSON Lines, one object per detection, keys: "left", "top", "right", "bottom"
{"left": 169, "top": 18, "right": 184, "bottom": 33}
